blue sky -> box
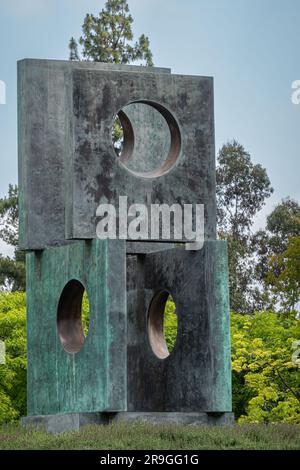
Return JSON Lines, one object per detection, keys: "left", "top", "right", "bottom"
{"left": 0, "top": 0, "right": 299, "bottom": 255}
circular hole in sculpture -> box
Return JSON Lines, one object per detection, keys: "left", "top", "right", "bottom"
{"left": 57, "top": 280, "right": 90, "bottom": 354}
{"left": 111, "top": 101, "right": 181, "bottom": 178}
{"left": 148, "top": 290, "right": 178, "bottom": 359}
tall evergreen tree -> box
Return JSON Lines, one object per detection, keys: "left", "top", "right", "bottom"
{"left": 69, "top": 37, "right": 79, "bottom": 61}
{"left": 69, "top": 0, "right": 153, "bottom": 65}
{"left": 216, "top": 140, "right": 273, "bottom": 313}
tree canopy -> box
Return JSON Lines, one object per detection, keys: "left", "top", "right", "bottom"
{"left": 0, "top": 185, "right": 25, "bottom": 291}
{"left": 217, "top": 140, "right": 273, "bottom": 241}
{"left": 69, "top": 0, "right": 153, "bottom": 65}
{"left": 216, "top": 140, "right": 273, "bottom": 313}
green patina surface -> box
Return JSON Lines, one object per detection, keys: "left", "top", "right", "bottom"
{"left": 126, "top": 241, "right": 232, "bottom": 413}
{"left": 26, "top": 240, "right": 126, "bottom": 416}
{"left": 207, "top": 240, "right": 232, "bottom": 411}
{"left": 19, "top": 60, "right": 232, "bottom": 424}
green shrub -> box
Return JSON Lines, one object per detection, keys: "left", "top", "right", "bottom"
{"left": 0, "top": 292, "right": 26, "bottom": 424}
{"left": 164, "top": 297, "right": 178, "bottom": 353}
{"left": 231, "top": 311, "right": 300, "bottom": 423}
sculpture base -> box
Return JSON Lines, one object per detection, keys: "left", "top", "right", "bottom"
{"left": 22, "top": 412, "right": 109, "bottom": 434}
{"left": 22, "top": 412, "right": 234, "bottom": 434}
{"left": 112, "top": 412, "right": 234, "bottom": 426}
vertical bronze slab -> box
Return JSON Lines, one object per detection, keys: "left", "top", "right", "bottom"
{"left": 127, "top": 241, "right": 231, "bottom": 412}
{"left": 26, "top": 240, "right": 126, "bottom": 416}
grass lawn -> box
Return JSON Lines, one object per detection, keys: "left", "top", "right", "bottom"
{"left": 0, "top": 423, "right": 299, "bottom": 450}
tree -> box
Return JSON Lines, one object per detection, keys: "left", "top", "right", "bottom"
{"left": 266, "top": 236, "right": 300, "bottom": 313}
{"left": 253, "top": 198, "right": 300, "bottom": 310}
{"left": 0, "top": 186, "right": 25, "bottom": 291}
{"left": 266, "top": 198, "right": 300, "bottom": 253}
{"left": 217, "top": 140, "right": 273, "bottom": 241}
{"left": 0, "top": 256, "right": 26, "bottom": 292}
{"left": 0, "top": 184, "right": 18, "bottom": 247}
{"left": 68, "top": 37, "right": 79, "bottom": 61}
{"left": 69, "top": 0, "right": 153, "bottom": 66}
{"left": 216, "top": 140, "right": 273, "bottom": 312}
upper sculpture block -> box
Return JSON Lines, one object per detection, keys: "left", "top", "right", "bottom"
{"left": 18, "top": 59, "right": 216, "bottom": 250}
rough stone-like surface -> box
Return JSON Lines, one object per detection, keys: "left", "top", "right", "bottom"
{"left": 18, "top": 59, "right": 171, "bottom": 250}
{"left": 26, "top": 240, "right": 127, "bottom": 415}
{"left": 66, "top": 68, "right": 216, "bottom": 242}
{"left": 127, "top": 241, "right": 232, "bottom": 413}
{"left": 18, "top": 59, "right": 216, "bottom": 249}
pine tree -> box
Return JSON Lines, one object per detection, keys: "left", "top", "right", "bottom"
{"left": 69, "top": 37, "right": 79, "bottom": 61}
{"left": 69, "top": 0, "right": 153, "bottom": 65}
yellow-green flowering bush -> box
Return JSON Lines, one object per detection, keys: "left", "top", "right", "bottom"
{"left": 0, "top": 292, "right": 26, "bottom": 424}
{"left": 231, "top": 311, "right": 300, "bottom": 423}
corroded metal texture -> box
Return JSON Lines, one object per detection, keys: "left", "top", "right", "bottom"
{"left": 26, "top": 240, "right": 126, "bottom": 416}
{"left": 20, "top": 59, "right": 232, "bottom": 427}
{"left": 18, "top": 59, "right": 216, "bottom": 249}
{"left": 66, "top": 70, "right": 215, "bottom": 242}
{"left": 127, "top": 241, "right": 232, "bottom": 413}
{"left": 18, "top": 60, "right": 171, "bottom": 250}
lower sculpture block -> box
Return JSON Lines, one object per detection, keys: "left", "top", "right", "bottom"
{"left": 24, "top": 239, "right": 232, "bottom": 426}
{"left": 127, "top": 240, "right": 232, "bottom": 413}
{"left": 26, "top": 240, "right": 127, "bottom": 416}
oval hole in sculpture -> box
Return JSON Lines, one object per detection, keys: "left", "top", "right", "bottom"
{"left": 148, "top": 290, "right": 178, "bottom": 359}
{"left": 57, "top": 280, "right": 90, "bottom": 354}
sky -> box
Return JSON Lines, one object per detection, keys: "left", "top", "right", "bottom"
{"left": 0, "top": 0, "right": 299, "bottom": 255}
